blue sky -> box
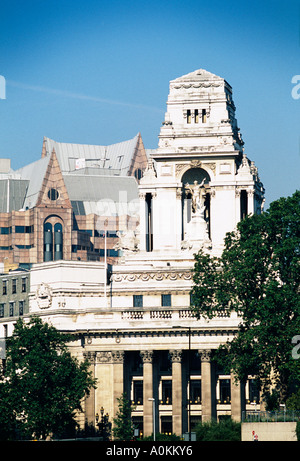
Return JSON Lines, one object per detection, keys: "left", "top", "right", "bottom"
{"left": 0, "top": 0, "right": 299, "bottom": 207}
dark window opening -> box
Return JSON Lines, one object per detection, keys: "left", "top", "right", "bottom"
{"left": 161, "top": 294, "right": 171, "bottom": 307}
{"left": 240, "top": 190, "right": 248, "bottom": 220}
{"left": 133, "top": 295, "right": 143, "bottom": 308}
{"left": 187, "top": 109, "right": 191, "bottom": 124}
{"left": 48, "top": 188, "right": 59, "bottom": 201}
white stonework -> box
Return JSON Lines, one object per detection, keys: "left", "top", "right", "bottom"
{"left": 0, "top": 69, "right": 265, "bottom": 436}
{"left": 139, "top": 68, "right": 264, "bottom": 257}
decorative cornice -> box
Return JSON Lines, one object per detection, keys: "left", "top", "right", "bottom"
{"left": 173, "top": 82, "right": 222, "bottom": 90}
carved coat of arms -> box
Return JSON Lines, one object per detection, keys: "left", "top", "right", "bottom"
{"left": 36, "top": 282, "right": 53, "bottom": 309}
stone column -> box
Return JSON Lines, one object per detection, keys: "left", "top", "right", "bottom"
{"left": 138, "top": 192, "right": 146, "bottom": 251}
{"left": 248, "top": 189, "right": 254, "bottom": 215}
{"left": 235, "top": 189, "right": 241, "bottom": 224}
{"left": 83, "top": 351, "right": 96, "bottom": 426}
{"left": 200, "top": 349, "right": 216, "bottom": 422}
{"left": 230, "top": 374, "right": 245, "bottom": 422}
{"left": 141, "top": 350, "right": 154, "bottom": 437}
{"left": 170, "top": 350, "right": 183, "bottom": 436}
{"left": 176, "top": 188, "right": 183, "bottom": 249}
{"left": 112, "top": 351, "right": 125, "bottom": 422}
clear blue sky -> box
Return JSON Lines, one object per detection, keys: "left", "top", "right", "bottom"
{"left": 0, "top": 0, "right": 299, "bottom": 207}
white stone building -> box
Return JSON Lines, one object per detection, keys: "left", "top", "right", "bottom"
{"left": 0, "top": 69, "right": 264, "bottom": 437}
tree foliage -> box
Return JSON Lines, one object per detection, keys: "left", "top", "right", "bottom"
{"left": 195, "top": 419, "right": 241, "bottom": 441}
{"left": 0, "top": 316, "right": 96, "bottom": 440}
{"left": 191, "top": 191, "right": 300, "bottom": 403}
{"left": 112, "top": 393, "right": 135, "bottom": 441}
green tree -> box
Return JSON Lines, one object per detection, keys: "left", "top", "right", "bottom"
{"left": 112, "top": 393, "right": 135, "bottom": 441}
{"left": 191, "top": 191, "right": 300, "bottom": 404}
{"left": 1, "top": 316, "right": 96, "bottom": 440}
{"left": 195, "top": 419, "right": 241, "bottom": 441}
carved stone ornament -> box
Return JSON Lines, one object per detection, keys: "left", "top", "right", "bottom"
{"left": 114, "top": 229, "right": 139, "bottom": 253}
{"left": 140, "top": 350, "right": 154, "bottom": 363}
{"left": 97, "top": 351, "right": 112, "bottom": 363}
{"left": 111, "top": 270, "right": 192, "bottom": 283}
{"left": 169, "top": 350, "right": 182, "bottom": 363}
{"left": 199, "top": 349, "right": 212, "bottom": 362}
{"left": 111, "top": 350, "right": 125, "bottom": 363}
{"left": 36, "top": 282, "right": 53, "bottom": 309}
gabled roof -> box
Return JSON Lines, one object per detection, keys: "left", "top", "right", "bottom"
{"left": 171, "top": 69, "right": 223, "bottom": 83}
{"left": 0, "top": 178, "right": 29, "bottom": 212}
{"left": 42, "top": 133, "right": 143, "bottom": 176}
{"left": 15, "top": 156, "right": 50, "bottom": 210}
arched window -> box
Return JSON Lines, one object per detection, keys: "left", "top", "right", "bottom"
{"left": 44, "top": 222, "right": 53, "bottom": 262}
{"left": 44, "top": 218, "right": 63, "bottom": 262}
{"left": 54, "top": 222, "right": 63, "bottom": 260}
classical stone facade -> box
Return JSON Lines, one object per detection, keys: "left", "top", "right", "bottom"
{"left": 0, "top": 69, "right": 264, "bottom": 437}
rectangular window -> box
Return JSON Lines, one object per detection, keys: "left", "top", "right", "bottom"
{"left": 2, "top": 280, "right": 7, "bottom": 296}
{"left": 133, "top": 380, "right": 143, "bottom": 405}
{"left": 187, "top": 109, "right": 191, "bottom": 124}
{"left": 0, "top": 303, "right": 4, "bottom": 318}
{"left": 161, "top": 380, "right": 172, "bottom": 405}
{"left": 9, "top": 302, "right": 14, "bottom": 317}
{"left": 202, "top": 109, "right": 207, "bottom": 123}
{"left": 161, "top": 294, "right": 171, "bottom": 307}
{"left": 15, "top": 226, "right": 25, "bottom": 233}
{"left": 161, "top": 416, "right": 172, "bottom": 435}
{"left": 12, "top": 279, "right": 17, "bottom": 294}
{"left": 249, "top": 379, "right": 260, "bottom": 403}
{"left": 190, "top": 380, "right": 201, "bottom": 404}
{"left": 21, "top": 278, "right": 27, "bottom": 293}
{"left": 219, "top": 379, "right": 231, "bottom": 404}
{"left": 194, "top": 109, "right": 199, "bottom": 123}
{"left": 19, "top": 301, "right": 24, "bottom": 316}
{"left": 133, "top": 295, "right": 143, "bottom": 308}
{"left": 0, "top": 227, "right": 12, "bottom": 234}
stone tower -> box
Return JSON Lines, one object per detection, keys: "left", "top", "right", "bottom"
{"left": 138, "top": 69, "right": 265, "bottom": 257}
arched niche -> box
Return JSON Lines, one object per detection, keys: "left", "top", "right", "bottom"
{"left": 181, "top": 168, "right": 211, "bottom": 240}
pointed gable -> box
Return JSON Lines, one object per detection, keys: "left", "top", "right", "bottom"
{"left": 36, "top": 148, "right": 72, "bottom": 208}
{"left": 127, "top": 132, "right": 148, "bottom": 179}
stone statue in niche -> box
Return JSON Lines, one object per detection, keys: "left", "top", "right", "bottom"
{"left": 185, "top": 178, "right": 206, "bottom": 216}
{"left": 182, "top": 178, "right": 210, "bottom": 251}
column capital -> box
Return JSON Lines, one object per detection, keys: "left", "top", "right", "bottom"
{"left": 83, "top": 351, "right": 96, "bottom": 363}
{"left": 111, "top": 350, "right": 125, "bottom": 363}
{"left": 199, "top": 349, "right": 212, "bottom": 362}
{"left": 169, "top": 349, "right": 182, "bottom": 363}
{"left": 140, "top": 350, "right": 154, "bottom": 363}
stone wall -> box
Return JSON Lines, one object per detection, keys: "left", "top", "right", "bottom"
{"left": 242, "top": 422, "right": 297, "bottom": 441}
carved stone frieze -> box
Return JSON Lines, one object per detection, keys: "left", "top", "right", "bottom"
{"left": 173, "top": 82, "right": 222, "bottom": 90}
{"left": 111, "top": 271, "right": 192, "bottom": 283}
